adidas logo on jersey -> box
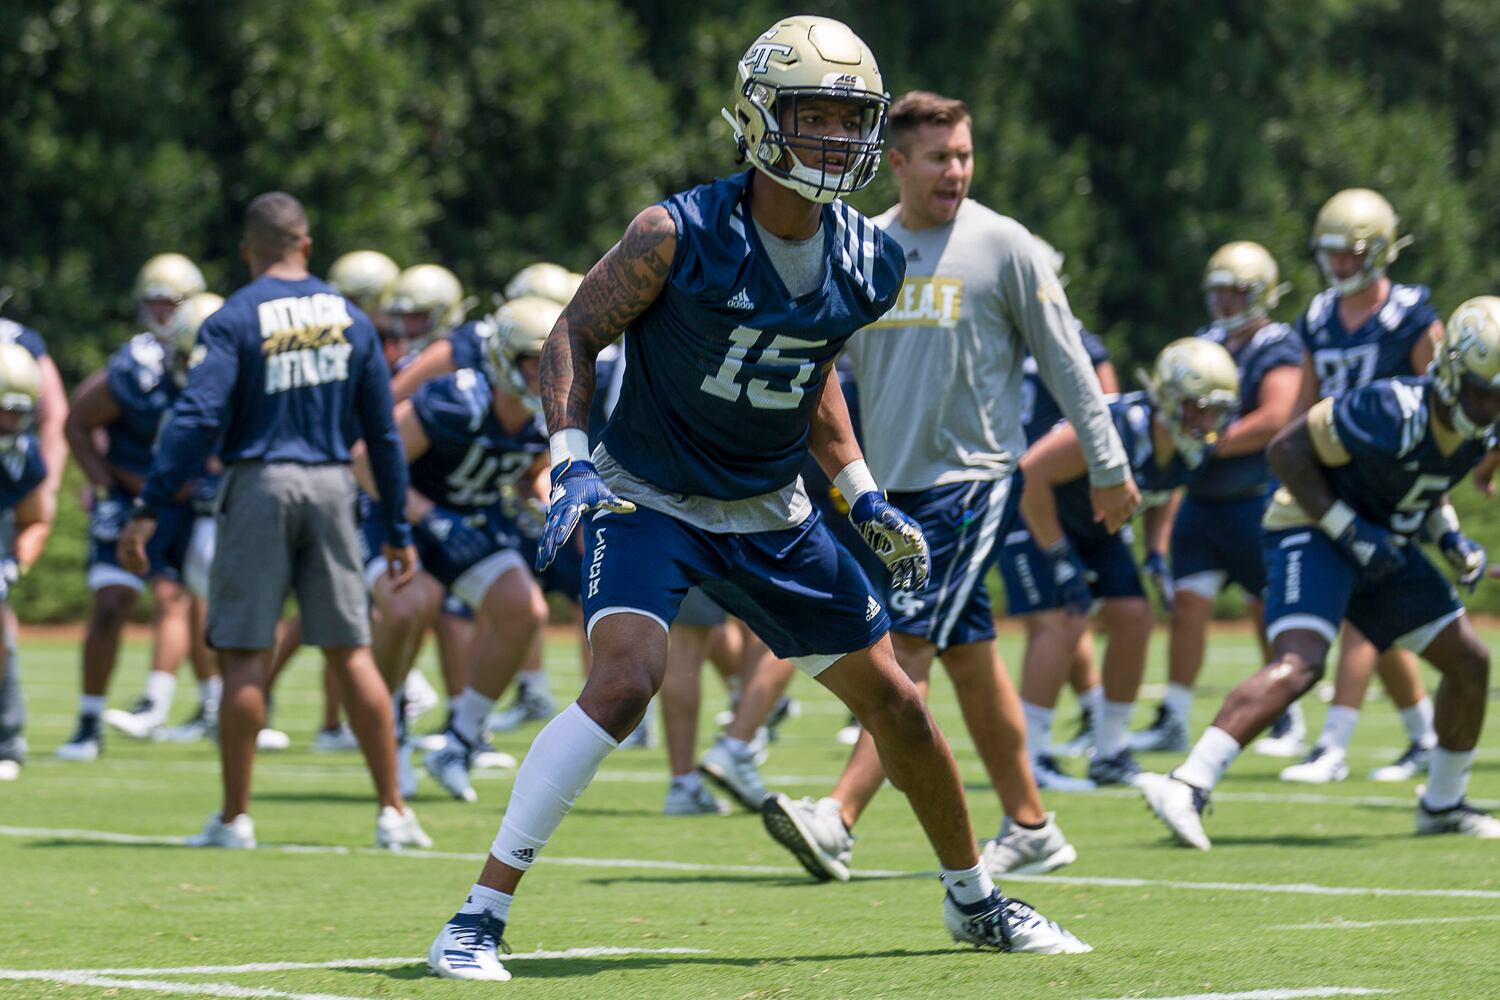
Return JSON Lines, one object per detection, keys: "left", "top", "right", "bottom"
{"left": 726, "top": 288, "right": 755, "bottom": 310}
{"left": 865, "top": 595, "right": 881, "bottom": 622}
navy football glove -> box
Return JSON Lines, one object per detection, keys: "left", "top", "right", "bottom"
{"left": 849, "top": 491, "right": 930, "bottom": 592}
{"left": 1438, "top": 530, "right": 1487, "bottom": 592}
{"left": 1043, "top": 538, "right": 1093, "bottom": 615}
{"left": 536, "top": 459, "right": 636, "bottom": 571}
{"left": 1143, "top": 550, "right": 1174, "bottom": 611}
{"left": 416, "top": 508, "right": 495, "bottom": 571}
{"left": 1330, "top": 513, "right": 1405, "bottom": 582}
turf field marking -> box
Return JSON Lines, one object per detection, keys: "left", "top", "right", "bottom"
{"left": 1078, "top": 989, "right": 1391, "bottom": 1000}
{"left": 0, "top": 970, "right": 374, "bottom": 1000}
{"left": 1269, "top": 914, "right": 1500, "bottom": 930}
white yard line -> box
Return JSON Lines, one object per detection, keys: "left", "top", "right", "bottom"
{"left": 0, "top": 970, "right": 375, "bottom": 1000}
{"left": 1269, "top": 914, "right": 1500, "bottom": 930}
{"left": 1078, "top": 989, "right": 1391, "bottom": 1000}
{"left": 4, "top": 823, "right": 1499, "bottom": 900}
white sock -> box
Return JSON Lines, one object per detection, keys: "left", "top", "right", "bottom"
{"left": 200, "top": 676, "right": 223, "bottom": 713}
{"left": 1421, "top": 747, "right": 1475, "bottom": 811}
{"left": 670, "top": 771, "right": 703, "bottom": 791}
{"left": 1316, "top": 705, "right": 1359, "bottom": 753}
{"left": 452, "top": 688, "right": 497, "bottom": 746}
{"left": 517, "top": 669, "right": 546, "bottom": 692}
{"left": 1095, "top": 700, "right": 1135, "bottom": 758}
{"left": 1021, "top": 701, "right": 1054, "bottom": 759}
{"left": 491, "top": 702, "right": 618, "bottom": 870}
{"left": 1078, "top": 683, "right": 1104, "bottom": 719}
{"left": 940, "top": 862, "right": 996, "bottom": 906}
{"left": 458, "top": 883, "right": 513, "bottom": 922}
{"left": 1401, "top": 698, "right": 1436, "bottom": 749}
{"left": 721, "top": 735, "right": 750, "bottom": 756}
{"left": 144, "top": 670, "right": 176, "bottom": 712}
{"left": 1164, "top": 683, "right": 1193, "bottom": 719}
{"left": 1172, "top": 726, "right": 1242, "bottom": 791}
{"left": 80, "top": 694, "right": 106, "bottom": 718}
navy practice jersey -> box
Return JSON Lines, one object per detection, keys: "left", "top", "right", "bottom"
{"left": 0, "top": 435, "right": 46, "bottom": 509}
{"left": 1297, "top": 284, "right": 1437, "bottom": 398}
{"left": 0, "top": 318, "right": 48, "bottom": 360}
{"left": 601, "top": 170, "right": 905, "bottom": 500}
{"left": 410, "top": 368, "right": 546, "bottom": 513}
{"left": 1022, "top": 328, "right": 1109, "bottom": 444}
{"left": 104, "top": 334, "right": 178, "bottom": 478}
{"left": 141, "top": 275, "right": 410, "bottom": 545}
{"left": 1053, "top": 392, "right": 1192, "bottom": 544}
{"left": 1188, "top": 320, "right": 1304, "bottom": 500}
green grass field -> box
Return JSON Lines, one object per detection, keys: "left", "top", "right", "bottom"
{"left": 3, "top": 627, "right": 1499, "bottom": 1000}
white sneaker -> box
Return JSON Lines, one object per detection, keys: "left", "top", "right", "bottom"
{"left": 397, "top": 739, "right": 419, "bottom": 800}
{"left": 425, "top": 734, "right": 478, "bottom": 802}
{"left": 944, "top": 890, "right": 1091, "bottom": 954}
{"left": 1370, "top": 743, "right": 1430, "bottom": 782}
{"left": 56, "top": 715, "right": 102, "bottom": 761}
{"left": 429, "top": 911, "right": 511, "bottom": 981}
{"left": 1416, "top": 799, "right": 1500, "bottom": 839}
{"left": 1138, "top": 772, "right": 1211, "bottom": 851}
{"left": 376, "top": 805, "right": 433, "bottom": 849}
{"left": 1031, "top": 753, "right": 1097, "bottom": 792}
{"left": 1251, "top": 703, "right": 1307, "bottom": 758}
{"left": 981, "top": 813, "right": 1078, "bottom": 876}
{"left": 403, "top": 670, "right": 440, "bottom": 723}
{"left": 186, "top": 812, "right": 257, "bottom": 849}
{"left": 156, "top": 707, "right": 214, "bottom": 743}
{"left": 312, "top": 723, "right": 360, "bottom": 753}
{"left": 257, "top": 728, "right": 291, "bottom": 751}
{"left": 487, "top": 682, "right": 557, "bottom": 733}
{"left": 1280, "top": 745, "right": 1348, "bottom": 784}
{"left": 664, "top": 778, "right": 730, "bottom": 816}
{"left": 104, "top": 697, "right": 165, "bottom": 740}
{"left": 0, "top": 760, "right": 19, "bottom": 781}
{"left": 698, "top": 736, "right": 768, "bottom": 811}
{"left": 761, "top": 793, "right": 853, "bottom": 882}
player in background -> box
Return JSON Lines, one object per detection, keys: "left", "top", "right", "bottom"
{"left": 1012, "top": 340, "right": 1240, "bottom": 790}
{"left": 761, "top": 90, "right": 1135, "bottom": 884}
{"left": 0, "top": 345, "right": 55, "bottom": 780}
{"left": 57, "top": 255, "right": 210, "bottom": 759}
{"left": 427, "top": 22, "right": 1092, "bottom": 982}
{"left": 1141, "top": 298, "right": 1500, "bottom": 848}
{"left": 1130, "top": 243, "right": 1303, "bottom": 755}
{"left": 1273, "top": 189, "right": 1442, "bottom": 781}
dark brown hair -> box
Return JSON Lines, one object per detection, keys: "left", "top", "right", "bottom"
{"left": 244, "top": 191, "right": 308, "bottom": 257}
{"left": 888, "top": 91, "right": 971, "bottom": 150}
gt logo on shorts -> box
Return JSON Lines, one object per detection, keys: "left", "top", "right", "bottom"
{"left": 587, "top": 526, "right": 607, "bottom": 599}
{"left": 889, "top": 590, "right": 926, "bottom": 616}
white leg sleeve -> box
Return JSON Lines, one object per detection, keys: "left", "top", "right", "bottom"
{"left": 491, "top": 702, "right": 618, "bottom": 869}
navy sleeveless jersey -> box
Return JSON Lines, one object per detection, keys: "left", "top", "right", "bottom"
{"left": 0, "top": 435, "right": 46, "bottom": 509}
{"left": 0, "top": 318, "right": 48, "bottom": 360}
{"left": 1324, "top": 377, "right": 1490, "bottom": 536}
{"left": 601, "top": 170, "right": 905, "bottom": 500}
{"left": 410, "top": 368, "right": 546, "bottom": 513}
{"left": 1055, "top": 392, "right": 1191, "bottom": 543}
{"left": 1188, "top": 320, "right": 1304, "bottom": 500}
{"left": 104, "top": 333, "right": 178, "bottom": 478}
{"left": 1022, "top": 328, "right": 1109, "bottom": 444}
{"left": 1297, "top": 284, "right": 1437, "bottom": 398}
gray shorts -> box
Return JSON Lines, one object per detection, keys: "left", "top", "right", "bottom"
{"left": 207, "top": 462, "right": 370, "bottom": 650}
{"left": 674, "top": 585, "right": 728, "bottom": 629}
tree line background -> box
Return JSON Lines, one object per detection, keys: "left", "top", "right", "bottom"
{"left": 8, "top": 0, "right": 1500, "bottom": 619}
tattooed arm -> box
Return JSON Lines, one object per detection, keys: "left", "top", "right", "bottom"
{"left": 541, "top": 206, "right": 676, "bottom": 434}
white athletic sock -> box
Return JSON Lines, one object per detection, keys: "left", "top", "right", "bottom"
{"left": 1095, "top": 700, "right": 1135, "bottom": 758}
{"left": 1401, "top": 698, "right": 1437, "bottom": 749}
{"left": 1164, "top": 683, "right": 1194, "bottom": 719}
{"left": 80, "top": 694, "right": 105, "bottom": 718}
{"left": 200, "top": 676, "right": 223, "bottom": 713}
{"left": 1316, "top": 705, "right": 1360, "bottom": 753}
{"left": 1078, "top": 683, "right": 1104, "bottom": 719}
{"left": 669, "top": 771, "right": 704, "bottom": 791}
{"left": 491, "top": 702, "right": 619, "bottom": 870}
{"left": 458, "top": 883, "right": 513, "bottom": 922}
{"left": 452, "top": 688, "right": 497, "bottom": 746}
{"left": 143, "top": 670, "right": 176, "bottom": 713}
{"left": 1172, "top": 726, "right": 1242, "bottom": 791}
{"left": 1021, "top": 701, "right": 1054, "bottom": 759}
{"left": 940, "top": 862, "right": 996, "bottom": 907}
{"left": 1421, "top": 747, "right": 1475, "bottom": 811}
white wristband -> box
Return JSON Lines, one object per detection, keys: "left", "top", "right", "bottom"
{"left": 1319, "top": 500, "right": 1356, "bottom": 540}
{"left": 549, "top": 429, "right": 592, "bottom": 469}
{"left": 833, "top": 459, "right": 879, "bottom": 503}
{"left": 1424, "top": 502, "right": 1461, "bottom": 542}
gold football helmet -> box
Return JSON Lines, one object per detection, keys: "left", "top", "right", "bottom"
{"left": 135, "top": 253, "right": 207, "bottom": 339}
{"left": 385, "top": 264, "right": 465, "bottom": 348}
{"left": 1309, "top": 188, "right": 1410, "bottom": 295}
{"left": 504, "top": 262, "right": 575, "bottom": 306}
{"left": 0, "top": 342, "right": 42, "bottom": 453}
{"left": 1139, "top": 338, "right": 1241, "bottom": 462}
{"left": 723, "top": 15, "right": 889, "bottom": 203}
{"left": 163, "top": 292, "right": 224, "bottom": 388}
{"left": 1433, "top": 296, "right": 1500, "bottom": 439}
{"left": 329, "top": 251, "right": 399, "bottom": 314}
{"left": 485, "top": 296, "right": 562, "bottom": 416}
{"left": 1202, "top": 241, "right": 1288, "bottom": 332}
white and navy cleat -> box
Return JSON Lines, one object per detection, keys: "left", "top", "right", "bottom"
{"left": 944, "top": 889, "right": 1092, "bottom": 954}
{"left": 761, "top": 793, "right": 853, "bottom": 882}
{"left": 1138, "top": 772, "right": 1212, "bottom": 851}
{"left": 429, "top": 910, "right": 511, "bottom": 981}
{"left": 185, "top": 812, "right": 257, "bottom": 849}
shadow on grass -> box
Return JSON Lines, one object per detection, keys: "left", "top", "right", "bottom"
{"left": 579, "top": 871, "right": 929, "bottom": 888}
{"left": 1170, "top": 832, "right": 1380, "bottom": 849}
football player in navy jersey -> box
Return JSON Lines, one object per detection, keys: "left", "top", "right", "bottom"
{"left": 1012, "top": 340, "right": 1239, "bottom": 789}
{"left": 56, "top": 258, "right": 211, "bottom": 760}
{"left": 426, "top": 18, "right": 1089, "bottom": 982}
{"left": 353, "top": 296, "right": 554, "bottom": 804}
{"left": 1275, "top": 190, "right": 1443, "bottom": 781}
{"left": 1142, "top": 298, "right": 1500, "bottom": 848}
{"left": 0, "top": 344, "right": 54, "bottom": 780}
{"left": 1131, "top": 243, "right": 1304, "bottom": 755}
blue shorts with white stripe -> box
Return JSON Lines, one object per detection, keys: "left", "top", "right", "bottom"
{"left": 883, "top": 476, "right": 1018, "bottom": 652}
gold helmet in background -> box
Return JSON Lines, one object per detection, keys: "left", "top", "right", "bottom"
{"left": 163, "top": 292, "right": 224, "bottom": 388}
{"left": 484, "top": 296, "right": 562, "bottom": 416}
{"left": 0, "top": 342, "right": 42, "bottom": 453}
{"left": 134, "top": 253, "right": 207, "bottom": 339}
{"left": 1139, "top": 337, "right": 1241, "bottom": 464}
{"left": 1202, "top": 241, "right": 1288, "bottom": 333}
{"left": 1433, "top": 296, "right": 1500, "bottom": 440}
{"left": 329, "top": 251, "right": 399, "bottom": 314}
{"left": 1309, "top": 188, "right": 1410, "bottom": 296}
{"left": 504, "top": 262, "right": 575, "bottom": 306}
{"left": 385, "top": 264, "right": 465, "bottom": 348}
